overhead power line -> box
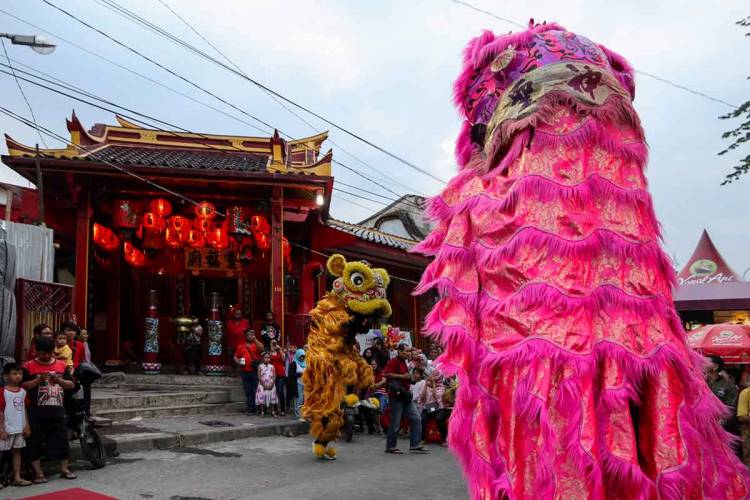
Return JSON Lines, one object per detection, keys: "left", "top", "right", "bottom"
{"left": 448, "top": 0, "right": 739, "bottom": 109}
{"left": 0, "top": 8, "right": 426, "bottom": 204}
{"left": 0, "top": 39, "right": 48, "bottom": 148}
{"left": 0, "top": 61, "right": 427, "bottom": 220}
{"left": 153, "top": 0, "right": 428, "bottom": 197}
{"left": 43, "top": 0, "right": 447, "bottom": 184}
{"left": 22, "top": 3, "right": 428, "bottom": 208}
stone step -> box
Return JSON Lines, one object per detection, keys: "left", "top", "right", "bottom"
{"left": 122, "top": 373, "right": 242, "bottom": 387}
{"left": 92, "top": 390, "right": 230, "bottom": 411}
{"left": 120, "top": 383, "right": 245, "bottom": 403}
{"left": 95, "top": 401, "right": 246, "bottom": 422}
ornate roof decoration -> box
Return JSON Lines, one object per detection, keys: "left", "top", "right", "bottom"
{"left": 4, "top": 111, "right": 332, "bottom": 177}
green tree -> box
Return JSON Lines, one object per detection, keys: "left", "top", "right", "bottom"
{"left": 720, "top": 17, "right": 750, "bottom": 185}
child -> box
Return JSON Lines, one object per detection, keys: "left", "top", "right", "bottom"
{"left": 269, "top": 340, "right": 286, "bottom": 416}
{"left": 255, "top": 352, "right": 278, "bottom": 417}
{"left": 22, "top": 336, "right": 76, "bottom": 482}
{"left": 53, "top": 331, "right": 73, "bottom": 375}
{"left": 77, "top": 328, "right": 92, "bottom": 364}
{"left": 0, "top": 363, "right": 31, "bottom": 487}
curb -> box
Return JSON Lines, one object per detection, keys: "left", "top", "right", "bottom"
{"left": 94, "top": 420, "right": 310, "bottom": 457}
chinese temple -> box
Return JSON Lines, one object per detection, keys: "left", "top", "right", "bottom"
{"left": 674, "top": 230, "right": 750, "bottom": 328}
{"left": 1, "top": 112, "right": 430, "bottom": 372}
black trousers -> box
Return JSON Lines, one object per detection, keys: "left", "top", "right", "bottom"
{"left": 184, "top": 345, "right": 201, "bottom": 374}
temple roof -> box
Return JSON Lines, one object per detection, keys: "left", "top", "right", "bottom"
{"left": 327, "top": 218, "right": 418, "bottom": 250}
{"left": 72, "top": 144, "right": 269, "bottom": 172}
{"left": 4, "top": 112, "right": 332, "bottom": 177}
{"left": 677, "top": 230, "right": 741, "bottom": 286}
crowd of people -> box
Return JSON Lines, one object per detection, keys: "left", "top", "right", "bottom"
{"left": 0, "top": 320, "right": 96, "bottom": 489}
{"left": 706, "top": 355, "right": 750, "bottom": 466}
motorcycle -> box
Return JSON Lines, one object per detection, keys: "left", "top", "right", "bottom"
{"left": 341, "top": 400, "right": 361, "bottom": 443}
{"left": 68, "top": 393, "right": 106, "bottom": 469}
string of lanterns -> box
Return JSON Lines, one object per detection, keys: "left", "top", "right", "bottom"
{"left": 92, "top": 198, "right": 289, "bottom": 268}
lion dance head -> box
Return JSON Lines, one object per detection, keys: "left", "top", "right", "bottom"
{"left": 302, "top": 254, "right": 391, "bottom": 459}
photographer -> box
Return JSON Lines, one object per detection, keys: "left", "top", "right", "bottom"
{"left": 383, "top": 343, "right": 428, "bottom": 455}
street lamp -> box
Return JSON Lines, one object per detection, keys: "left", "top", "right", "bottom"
{"left": 0, "top": 33, "right": 56, "bottom": 55}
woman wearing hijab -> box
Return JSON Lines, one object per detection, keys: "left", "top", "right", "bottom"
{"left": 292, "top": 348, "right": 306, "bottom": 420}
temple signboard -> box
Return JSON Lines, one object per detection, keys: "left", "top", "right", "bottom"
{"left": 184, "top": 248, "right": 238, "bottom": 272}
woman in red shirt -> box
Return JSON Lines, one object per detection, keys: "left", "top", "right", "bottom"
{"left": 233, "top": 329, "right": 263, "bottom": 415}
{"left": 269, "top": 340, "right": 287, "bottom": 416}
{"left": 225, "top": 307, "right": 249, "bottom": 374}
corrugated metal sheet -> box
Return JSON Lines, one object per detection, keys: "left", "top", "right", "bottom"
{"left": 0, "top": 221, "right": 54, "bottom": 282}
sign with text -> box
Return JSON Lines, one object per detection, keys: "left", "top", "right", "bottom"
{"left": 184, "top": 248, "right": 238, "bottom": 272}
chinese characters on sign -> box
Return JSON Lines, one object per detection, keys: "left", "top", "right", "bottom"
{"left": 184, "top": 248, "right": 239, "bottom": 272}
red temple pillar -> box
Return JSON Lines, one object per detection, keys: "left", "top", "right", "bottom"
{"left": 270, "top": 187, "right": 284, "bottom": 344}
{"left": 73, "top": 196, "right": 91, "bottom": 324}
{"left": 142, "top": 289, "right": 160, "bottom": 374}
{"left": 203, "top": 292, "right": 225, "bottom": 375}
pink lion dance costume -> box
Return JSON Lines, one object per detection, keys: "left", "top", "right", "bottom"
{"left": 414, "top": 21, "right": 749, "bottom": 500}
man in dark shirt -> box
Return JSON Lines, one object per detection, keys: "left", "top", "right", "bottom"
{"left": 260, "top": 312, "right": 281, "bottom": 351}
{"left": 384, "top": 343, "right": 428, "bottom": 454}
{"left": 707, "top": 355, "right": 738, "bottom": 409}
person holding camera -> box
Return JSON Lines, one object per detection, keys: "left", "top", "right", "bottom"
{"left": 384, "top": 343, "right": 428, "bottom": 455}
{"left": 234, "top": 329, "right": 263, "bottom": 415}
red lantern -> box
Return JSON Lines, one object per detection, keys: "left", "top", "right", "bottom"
{"left": 282, "top": 236, "right": 291, "bottom": 257}
{"left": 194, "top": 217, "right": 211, "bottom": 233}
{"left": 187, "top": 229, "right": 205, "bottom": 248}
{"left": 123, "top": 242, "right": 146, "bottom": 267}
{"left": 168, "top": 215, "right": 187, "bottom": 232}
{"left": 250, "top": 215, "right": 270, "bottom": 234}
{"left": 142, "top": 212, "right": 165, "bottom": 232}
{"left": 93, "top": 223, "right": 120, "bottom": 252}
{"left": 149, "top": 198, "right": 172, "bottom": 217}
{"left": 194, "top": 201, "right": 216, "bottom": 220}
{"left": 165, "top": 227, "right": 183, "bottom": 249}
{"left": 208, "top": 222, "right": 229, "bottom": 250}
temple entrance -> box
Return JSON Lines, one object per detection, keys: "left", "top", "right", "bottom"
{"left": 188, "top": 276, "right": 238, "bottom": 320}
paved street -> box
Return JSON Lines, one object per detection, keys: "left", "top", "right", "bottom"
{"left": 10, "top": 434, "right": 466, "bottom": 500}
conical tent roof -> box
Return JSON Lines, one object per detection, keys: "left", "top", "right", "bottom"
{"left": 677, "top": 229, "right": 740, "bottom": 285}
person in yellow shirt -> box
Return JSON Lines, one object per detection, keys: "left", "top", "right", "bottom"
{"left": 53, "top": 331, "right": 74, "bottom": 374}
{"left": 736, "top": 382, "right": 750, "bottom": 466}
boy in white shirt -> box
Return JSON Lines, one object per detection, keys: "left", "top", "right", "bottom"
{"left": 0, "top": 362, "right": 31, "bottom": 487}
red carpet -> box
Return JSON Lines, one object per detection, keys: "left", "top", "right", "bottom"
{"left": 21, "top": 487, "right": 117, "bottom": 500}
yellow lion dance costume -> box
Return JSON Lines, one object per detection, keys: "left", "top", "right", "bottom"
{"left": 302, "top": 254, "right": 392, "bottom": 460}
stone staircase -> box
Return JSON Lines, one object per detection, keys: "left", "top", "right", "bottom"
{"left": 92, "top": 373, "right": 246, "bottom": 423}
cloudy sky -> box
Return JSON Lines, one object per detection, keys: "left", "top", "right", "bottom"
{"left": 0, "top": 0, "right": 748, "bottom": 272}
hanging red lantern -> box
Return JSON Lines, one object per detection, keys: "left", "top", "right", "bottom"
{"left": 142, "top": 212, "right": 166, "bottom": 232}
{"left": 250, "top": 215, "right": 270, "bottom": 234}
{"left": 93, "top": 223, "right": 120, "bottom": 252}
{"left": 194, "top": 201, "right": 216, "bottom": 220}
{"left": 207, "top": 222, "right": 230, "bottom": 250}
{"left": 113, "top": 200, "right": 140, "bottom": 228}
{"left": 165, "top": 227, "right": 183, "bottom": 249}
{"left": 123, "top": 241, "right": 146, "bottom": 267}
{"left": 187, "top": 229, "right": 205, "bottom": 248}
{"left": 194, "top": 217, "right": 211, "bottom": 233}
{"left": 168, "top": 215, "right": 187, "bottom": 232}
{"left": 282, "top": 236, "right": 291, "bottom": 257}
{"left": 149, "top": 198, "right": 172, "bottom": 218}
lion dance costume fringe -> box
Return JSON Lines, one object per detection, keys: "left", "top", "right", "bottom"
{"left": 302, "top": 254, "right": 391, "bottom": 460}
{"left": 413, "top": 21, "right": 749, "bottom": 499}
